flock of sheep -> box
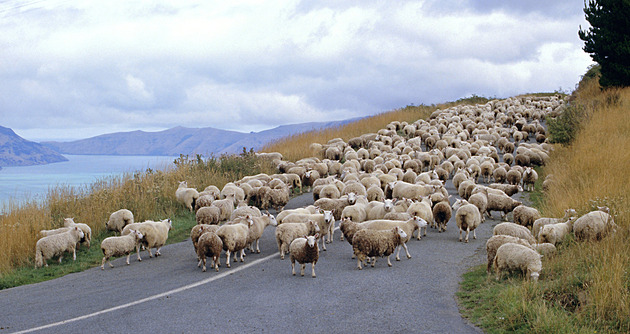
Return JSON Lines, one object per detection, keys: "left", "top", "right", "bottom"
{"left": 34, "top": 95, "right": 618, "bottom": 282}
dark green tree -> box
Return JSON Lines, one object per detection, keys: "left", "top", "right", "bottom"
{"left": 578, "top": 0, "right": 630, "bottom": 88}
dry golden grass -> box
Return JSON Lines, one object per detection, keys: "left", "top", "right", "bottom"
{"left": 535, "top": 80, "right": 630, "bottom": 331}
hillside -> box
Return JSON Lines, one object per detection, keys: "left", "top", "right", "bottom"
{"left": 0, "top": 126, "right": 68, "bottom": 167}
{"left": 42, "top": 119, "right": 359, "bottom": 156}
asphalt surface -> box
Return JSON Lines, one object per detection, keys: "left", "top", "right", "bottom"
{"left": 0, "top": 178, "right": 524, "bottom": 334}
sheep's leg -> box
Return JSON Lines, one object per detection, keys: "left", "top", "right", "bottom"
{"left": 58, "top": 255, "right": 64, "bottom": 264}
{"left": 357, "top": 258, "right": 363, "bottom": 270}
{"left": 201, "top": 256, "right": 207, "bottom": 272}
{"left": 280, "top": 243, "right": 286, "bottom": 260}
{"left": 255, "top": 240, "right": 261, "bottom": 254}
{"left": 473, "top": 229, "right": 477, "bottom": 240}
{"left": 395, "top": 245, "right": 401, "bottom": 261}
{"left": 291, "top": 260, "right": 296, "bottom": 275}
{"left": 226, "top": 250, "right": 232, "bottom": 268}
{"left": 402, "top": 242, "right": 411, "bottom": 259}
{"left": 311, "top": 263, "right": 316, "bottom": 278}
{"left": 125, "top": 254, "right": 131, "bottom": 265}
{"left": 147, "top": 247, "right": 154, "bottom": 258}
{"left": 300, "top": 264, "right": 305, "bottom": 276}
{"left": 387, "top": 255, "right": 393, "bottom": 267}
{"left": 320, "top": 236, "right": 327, "bottom": 251}
{"left": 239, "top": 249, "right": 245, "bottom": 262}
{"left": 72, "top": 248, "right": 76, "bottom": 261}
{"left": 328, "top": 224, "right": 334, "bottom": 243}
{"left": 465, "top": 227, "right": 470, "bottom": 243}
{"left": 213, "top": 256, "right": 220, "bottom": 272}
{"left": 197, "top": 259, "right": 203, "bottom": 267}
{"left": 155, "top": 247, "right": 162, "bottom": 257}
{"left": 136, "top": 245, "right": 142, "bottom": 262}
{"left": 371, "top": 257, "right": 376, "bottom": 267}
{"left": 459, "top": 228, "right": 463, "bottom": 242}
{"left": 101, "top": 257, "right": 108, "bottom": 270}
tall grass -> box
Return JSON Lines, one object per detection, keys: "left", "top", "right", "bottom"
{"left": 0, "top": 151, "right": 275, "bottom": 278}
{"left": 460, "top": 72, "right": 630, "bottom": 333}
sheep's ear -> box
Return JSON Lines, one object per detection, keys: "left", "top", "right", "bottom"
{"left": 314, "top": 233, "right": 319, "bottom": 239}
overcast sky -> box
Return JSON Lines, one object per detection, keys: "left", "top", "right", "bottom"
{"left": 1, "top": 0, "right": 592, "bottom": 142}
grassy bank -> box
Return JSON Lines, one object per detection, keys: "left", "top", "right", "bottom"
{"left": 458, "top": 71, "right": 630, "bottom": 333}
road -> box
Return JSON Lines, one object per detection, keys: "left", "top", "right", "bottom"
{"left": 0, "top": 178, "right": 522, "bottom": 334}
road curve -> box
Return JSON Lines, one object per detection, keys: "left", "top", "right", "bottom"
{"left": 0, "top": 178, "right": 520, "bottom": 334}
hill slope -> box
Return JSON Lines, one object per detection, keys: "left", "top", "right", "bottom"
{"left": 0, "top": 126, "right": 68, "bottom": 167}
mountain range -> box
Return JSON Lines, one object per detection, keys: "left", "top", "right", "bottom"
{"left": 0, "top": 126, "right": 68, "bottom": 167}
{"left": 39, "top": 118, "right": 359, "bottom": 157}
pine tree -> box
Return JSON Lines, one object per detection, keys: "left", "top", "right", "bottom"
{"left": 578, "top": 0, "right": 630, "bottom": 88}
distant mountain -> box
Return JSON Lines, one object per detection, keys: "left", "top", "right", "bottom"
{"left": 42, "top": 119, "right": 360, "bottom": 156}
{"left": 0, "top": 126, "right": 68, "bottom": 167}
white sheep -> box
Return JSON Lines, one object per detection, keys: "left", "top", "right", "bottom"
{"left": 176, "top": 181, "right": 199, "bottom": 212}
{"left": 522, "top": 167, "right": 538, "bottom": 191}
{"left": 452, "top": 199, "right": 482, "bottom": 243}
{"left": 485, "top": 192, "right": 522, "bottom": 220}
{"left": 216, "top": 219, "right": 252, "bottom": 268}
{"left": 194, "top": 194, "right": 216, "bottom": 212}
{"left": 366, "top": 199, "right": 397, "bottom": 221}
{"left": 352, "top": 226, "right": 408, "bottom": 269}
{"left": 532, "top": 209, "right": 577, "bottom": 239}
{"left": 100, "top": 229, "right": 144, "bottom": 270}
{"left": 122, "top": 219, "right": 172, "bottom": 258}
{"left": 210, "top": 197, "right": 236, "bottom": 222}
{"left": 275, "top": 221, "right": 320, "bottom": 260}
{"left": 261, "top": 186, "right": 290, "bottom": 211}
{"left": 221, "top": 182, "right": 245, "bottom": 205}
{"left": 63, "top": 218, "right": 92, "bottom": 249}
{"left": 485, "top": 235, "right": 532, "bottom": 274}
{"left": 538, "top": 219, "right": 573, "bottom": 245}
{"left": 493, "top": 222, "right": 536, "bottom": 244}
{"left": 406, "top": 198, "right": 433, "bottom": 238}
{"left": 35, "top": 226, "right": 85, "bottom": 268}
{"left": 276, "top": 206, "right": 318, "bottom": 224}
{"left": 196, "top": 206, "right": 221, "bottom": 225}
{"left": 243, "top": 212, "right": 278, "bottom": 254}
{"left": 493, "top": 242, "right": 542, "bottom": 281}
{"left": 281, "top": 210, "right": 335, "bottom": 249}
{"left": 532, "top": 243, "right": 557, "bottom": 257}
{"left": 197, "top": 231, "right": 223, "bottom": 272}
{"left": 390, "top": 181, "right": 436, "bottom": 201}
{"left": 106, "top": 209, "right": 134, "bottom": 234}
{"left": 573, "top": 208, "right": 617, "bottom": 241}
{"left": 230, "top": 204, "right": 262, "bottom": 221}
{"left": 289, "top": 234, "right": 320, "bottom": 278}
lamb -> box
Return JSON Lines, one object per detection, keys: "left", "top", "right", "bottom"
{"left": 506, "top": 169, "right": 521, "bottom": 185}
{"left": 289, "top": 234, "right": 320, "bottom": 278}
{"left": 572, "top": 208, "right": 617, "bottom": 241}
{"left": 341, "top": 202, "right": 368, "bottom": 223}
{"left": 35, "top": 226, "right": 85, "bottom": 268}
{"left": 63, "top": 218, "right": 92, "bottom": 249}
{"left": 339, "top": 217, "right": 362, "bottom": 246}
{"left": 196, "top": 206, "right": 221, "bottom": 225}
{"left": 493, "top": 222, "right": 536, "bottom": 244}
{"left": 100, "top": 229, "right": 144, "bottom": 270}
{"left": 105, "top": 209, "right": 134, "bottom": 234}
{"left": 352, "top": 226, "right": 408, "bottom": 269}
{"left": 493, "top": 242, "right": 542, "bottom": 281}
{"left": 513, "top": 205, "right": 541, "bottom": 228}
{"left": 485, "top": 235, "right": 532, "bottom": 274}
{"left": 216, "top": 219, "right": 252, "bottom": 268}
{"left": 176, "top": 181, "right": 199, "bottom": 212}
{"left": 432, "top": 200, "right": 452, "bottom": 232}
{"left": 196, "top": 231, "right": 223, "bottom": 272}
{"left": 122, "top": 219, "right": 172, "bottom": 258}
{"left": 522, "top": 167, "right": 538, "bottom": 191}
{"left": 452, "top": 199, "right": 482, "bottom": 243}
{"left": 275, "top": 221, "right": 320, "bottom": 260}
{"left": 359, "top": 217, "right": 427, "bottom": 260}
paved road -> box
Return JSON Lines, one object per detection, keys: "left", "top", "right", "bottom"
{"left": 0, "top": 178, "right": 523, "bottom": 334}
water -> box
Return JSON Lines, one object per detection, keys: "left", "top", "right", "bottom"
{"left": 0, "top": 155, "right": 177, "bottom": 206}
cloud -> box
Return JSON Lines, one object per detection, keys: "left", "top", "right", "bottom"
{"left": 0, "top": 0, "right": 592, "bottom": 141}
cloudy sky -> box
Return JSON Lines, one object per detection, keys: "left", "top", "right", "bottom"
{"left": 1, "top": 0, "right": 592, "bottom": 142}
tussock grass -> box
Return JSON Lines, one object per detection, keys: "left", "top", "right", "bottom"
{"left": 460, "top": 73, "right": 630, "bottom": 333}
{"left": 0, "top": 151, "right": 275, "bottom": 286}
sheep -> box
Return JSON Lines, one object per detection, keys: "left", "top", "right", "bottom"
{"left": 122, "top": 219, "right": 172, "bottom": 258}
{"left": 197, "top": 231, "right": 223, "bottom": 272}
{"left": 493, "top": 242, "right": 542, "bottom": 281}
{"left": 492, "top": 166, "right": 507, "bottom": 184}
{"left": 522, "top": 167, "right": 538, "bottom": 191}
{"left": 572, "top": 208, "right": 617, "bottom": 241}
{"left": 38, "top": 227, "right": 70, "bottom": 238}
{"left": 432, "top": 201, "right": 452, "bottom": 233}
{"left": 341, "top": 202, "right": 368, "bottom": 223}
{"left": 314, "top": 197, "right": 351, "bottom": 221}
{"left": 35, "top": 226, "right": 85, "bottom": 268}
{"left": 211, "top": 197, "right": 236, "bottom": 222}
{"left": 339, "top": 217, "right": 362, "bottom": 246}
{"left": 532, "top": 209, "right": 577, "bottom": 239}
{"left": 244, "top": 212, "right": 278, "bottom": 254}
{"left": 513, "top": 205, "right": 541, "bottom": 228}
{"left": 100, "top": 229, "right": 144, "bottom": 270}
{"left": 196, "top": 206, "right": 221, "bottom": 225}
{"left": 275, "top": 221, "right": 320, "bottom": 260}
{"left": 467, "top": 192, "right": 488, "bottom": 223}
{"left": 282, "top": 210, "right": 335, "bottom": 249}
{"left": 506, "top": 169, "right": 521, "bottom": 185}
{"left": 63, "top": 218, "right": 92, "bottom": 249}
{"left": 176, "top": 181, "right": 199, "bottom": 211}
{"left": 493, "top": 222, "right": 536, "bottom": 244}
{"left": 230, "top": 204, "right": 262, "bottom": 221}
{"left": 200, "top": 185, "right": 221, "bottom": 199}
{"left": 532, "top": 243, "right": 557, "bottom": 257}
{"left": 359, "top": 217, "right": 427, "bottom": 260}
{"left": 318, "top": 183, "right": 341, "bottom": 200}
{"left": 406, "top": 198, "right": 433, "bottom": 238}
{"left": 194, "top": 194, "right": 216, "bottom": 212}
{"left": 106, "top": 209, "right": 134, "bottom": 234}
{"left": 452, "top": 199, "right": 482, "bottom": 243}
{"left": 190, "top": 224, "right": 220, "bottom": 254}
{"left": 366, "top": 199, "right": 397, "bottom": 221}
{"left": 261, "top": 186, "right": 290, "bottom": 211}
{"left": 216, "top": 219, "right": 252, "bottom": 268}
{"left": 366, "top": 184, "right": 385, "bottom": 202}
{"left": 289, "top": 234, "right": 320, "bottom": 278}
{"left": 221, "top": 182, "right": 246, "bottom": 205}
{"left": 485, "top": 192, "right": 522, "bottom": 220}
{"left": 352, "top": 226, "right": 408, "bottom": 269}
{"left": 485, "top": 235, "right": 532, "bottom": 274}
{"left": 391, "top": 181, "right": 436, "bottom": 201}
{"left": 276, "top": 206, "right": 318, "bottom": 224}
{"left": 487, "top": 183, "right": 521, "bottom": 196}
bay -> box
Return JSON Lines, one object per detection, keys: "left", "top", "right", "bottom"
{"left": 0, "top": 155, "right": 177, "bottom": 206}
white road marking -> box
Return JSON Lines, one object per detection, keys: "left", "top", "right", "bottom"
{"left": 12, "top": 227, "right": 340, "bottom": 334}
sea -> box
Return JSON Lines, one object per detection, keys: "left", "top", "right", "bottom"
{"left": 0, "top": 155, "right": 177, "bottom": 207}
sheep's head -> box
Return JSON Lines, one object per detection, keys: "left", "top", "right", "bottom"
{"left": 347, "top": 192, "right": 357, "bottom": 205}
{"left": 74, "top": 226, "right": 85, "bottom": 239}
{"left": 163, "top": 219, "right": 172, "bottom": 230}
{"left": 267, "top": 214, "right": 278, "bottom": 227}
{"left": 394, "top": 226, "right": 407, "bottom": 239}
{"left": 383, "top": 199, "right": 395, "bottom": 212}
{"left": 322, "top": 210, "right": 334, "bottom": 224}
{"left": 306, "top": 234, "right": 318, "bottom": 248}
{"left": 179, "top": 181, "right": 187, "bottom": 188}
{"left": 413, "top": 216, "right": 428, "bottom": 229}
{"left": 452, "top": 198, "right": 467, "bottom": 211}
